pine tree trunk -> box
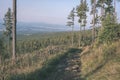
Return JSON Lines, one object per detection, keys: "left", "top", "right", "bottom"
{"left": 101, "top": 5, "right": 103, "bottom": 17}
{"left": 100, "top": 2, "right": 105, "bottom": 30}
{"left": 84, "top": 26, "right": 85, "bottom": 41}
{"left": 100, "top": 4, "right": 103, "bottom": 30}
{"left": 79, "top": 23, "right": 82, "bottom": 48}
{"left": 8, "top": 37, "right": 10, "bottom": 54}
{"left": 114, "top": 0, "right": 117, "bottom": 18}
{"left": 72, "top": 25, "right": 74, "bottom": 47}
{"left": 12, "top": 0, "right": 17, "bottom": 61}
{"left": 92, "top": 0, "right": 96, "bottom": 43}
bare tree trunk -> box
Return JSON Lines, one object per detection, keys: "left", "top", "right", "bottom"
{"left": 101, "top": 0, "right": 104, "bottom": 16}
{"left": 12, "top": 0, "right": 17, "bottom": 61}
{"left": 84, "top": 25, "right": 85, "bottom": 41}
{"left": 8, "top": 37, "right": 10, "bottom": 54}
{"left": 114, "top": 0, "right": 117, "bottom": 19}
{"left": 92, "top": 0, "right": 96, "bottom": 43}
{"left": 100, "top": 1, "right": 105, "bottom": 31}
{"left": 0, "top": 56, "right": 1, "bottom": 64}
{"left": 71, "top": 25, "right": 74, "bottom": 47}
{"left": 100, "top": 4, "right": 103, "bottom": 30}
{"left": 79, "top": 23, "right": 82, "bottom": 48}
{"left": 101, "top": 4, "right": 104, "bottom": 18}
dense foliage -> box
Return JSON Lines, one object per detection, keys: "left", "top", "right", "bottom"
{"left": 98, "top": 15, "right": 120, "bottom": 43}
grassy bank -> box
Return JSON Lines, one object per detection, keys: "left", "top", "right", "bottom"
{"left": 0, "top": 45, "right": 68, "bottom": 80}
{"left": 80, "top": 41, "right": 120, "bottom": 80}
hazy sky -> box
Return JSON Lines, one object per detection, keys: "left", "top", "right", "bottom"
{"left": 0, "top": 0, "right": 80, "bottom": 25}
{"left": 0, "top": 0, "right": 120, "bottom": 25}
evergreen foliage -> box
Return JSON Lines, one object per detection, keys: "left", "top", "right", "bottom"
{"left": 98, "top": 14, "right": 120, "bottom": 43}
{"left": 3, "top": 8, "right": 13, "bottom": 39}
{"left": 3, "top": 8, "right": 13, "bottom": 56}
{"left": 76, "top": 0, "right": 89, "bottom": 47}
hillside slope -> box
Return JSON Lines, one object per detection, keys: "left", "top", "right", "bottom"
{"left": 80, "top": 40, "right": 120, "bottom": 80}
{"left": 0, "top": 41, "right": 119, "bottom": 80}
{"left": 43, "top": 40, "right": 120, "bottom": 80}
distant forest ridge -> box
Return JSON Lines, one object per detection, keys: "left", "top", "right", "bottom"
{"left": 0, "top": 22, "right": 88, "bottom": 34}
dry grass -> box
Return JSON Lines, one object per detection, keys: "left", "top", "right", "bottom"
{"left": 80, "top": 41, "right": 120, "bottom": 80}
{"left": 0, "top": 45, "right": 67, "bottom": 80}
{"left": 0, "top": 40, "right": 120, "bottom": 80}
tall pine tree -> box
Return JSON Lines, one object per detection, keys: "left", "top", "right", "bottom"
{"left": 3, "top": 8, "right": 13, "bottom": 54}
{"left": 66, "top": 8, "right": 75, "bottom": 47}
{"left": 12, "top": 0, "right": 17, "bottom": 61}
{"left": 76, "top": 0, "right": 88, "bottom": 47}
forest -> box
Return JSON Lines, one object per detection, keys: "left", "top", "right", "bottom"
{"left": 0, "top": 0, "right": 120, "bottom": 80}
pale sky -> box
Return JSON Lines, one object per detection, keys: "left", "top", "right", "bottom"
{"left": 0, "top": 0, "right": 120, "bottom": 25}
{"left": 0, "top": 0, "right": 80, "bottom": 25}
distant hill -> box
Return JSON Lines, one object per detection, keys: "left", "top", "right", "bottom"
{"left": 16, "top": 22, "right": 71, "bottom": 34}
{"left": 0, "top": 22, "right": 72, "bottom": 35}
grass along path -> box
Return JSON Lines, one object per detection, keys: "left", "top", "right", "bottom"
{"left": 8, "top": 48, "right": 83, "bottom": 80}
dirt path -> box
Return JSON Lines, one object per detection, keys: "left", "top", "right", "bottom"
{"left": 46, "top": 48, "right": 85, "bottom": 80}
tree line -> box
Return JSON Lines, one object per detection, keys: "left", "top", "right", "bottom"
{"left": 67, "top": 0, "right": 120, "bottom": 47}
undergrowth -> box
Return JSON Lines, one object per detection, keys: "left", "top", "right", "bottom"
{"left": 80, "top": 41, "right": 120, "bottom": 80}
{"left": 0, "top": 45, "right": 67, "bottom": 80}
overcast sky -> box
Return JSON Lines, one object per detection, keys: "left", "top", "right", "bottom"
{"left": 0, "top": 0, "right": 120, "bottom": 25}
